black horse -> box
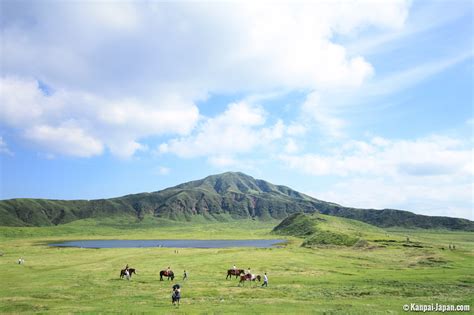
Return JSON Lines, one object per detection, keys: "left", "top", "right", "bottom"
{"left": 120, "top": 268, "right": 137, "bottom": 279}
{"left": 226, "top": 269, "right": 245, "bottom": 279}
{"left": 160, "top": 270, "right": 174, "bottom": 281}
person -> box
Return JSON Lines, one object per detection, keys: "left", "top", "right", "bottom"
{"left": 183, "top": 270, "right": 188, "bottom": 281}
{"left": 262, "top": 273, "right": 268, "bottom": 287}
{"left": 18, "top": 257, "right": 22, "bottom": 265}
{"left": 233, "top": 264, "right": 236, "bottom": 271}
{"left": 247, "top": 267, "right": 251, "bottom": 277}
{"left": 167, "top": 266, "right": 171, "bottom": 275}
{"left": 172, "top": 284, "right": 181, "bottom": 306}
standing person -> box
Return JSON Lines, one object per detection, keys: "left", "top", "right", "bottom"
{"left": 124, "top": 264, "right": 129, "bottom": 279}
{"left": 183, "top": 270, "right": 188, "bottom": 281}
{"left": 172, "top": 284, "right": 181, "bottom": 306}
{"left": 262, "top": 273, "right": 268, "bottom": 287}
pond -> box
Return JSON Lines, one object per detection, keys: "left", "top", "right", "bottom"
{"left": 48, "top": 239, "right": 285, "bottom": 249}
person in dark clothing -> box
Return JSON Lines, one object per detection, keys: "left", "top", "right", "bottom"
{"left": 172, "top": 284, "right": 181, "bottom": 306}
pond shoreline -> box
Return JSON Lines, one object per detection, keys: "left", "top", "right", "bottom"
{"left": 48, "top": 239, "right": 286, "bottom": 249}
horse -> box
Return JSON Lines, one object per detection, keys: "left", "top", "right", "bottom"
{"left": 239, "top": 274, "right": 261, "bottom": 285}
{"left": 120, "top": 268, "right": 137, "bottom": 279}
{"left": 226, "top": 269, "right": 245, "bottom": 279}
{"left": 172, "top": 289, "right": 181, "bottom": 306}
{"left": 160, "top": 270, "right": 174, "bottom": 281}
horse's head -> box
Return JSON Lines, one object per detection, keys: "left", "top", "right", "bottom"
{"left": 256, "top": 275, "right": 261, "bottom": 281}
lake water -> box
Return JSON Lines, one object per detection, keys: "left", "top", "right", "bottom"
{"left": 48, "top": 239, "right": 285, "bottom": 249}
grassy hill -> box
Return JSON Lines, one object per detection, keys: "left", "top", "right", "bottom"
{"left": 273, "top": 213, "right": 393, "bottom": 247}
{"left": 1, "top": 172, "right": 473, "bottom": 231}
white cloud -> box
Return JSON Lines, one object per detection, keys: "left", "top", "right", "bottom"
{"left": 301, "top": 92, "right": 346, "bottom": 138}
{"left": 207, "top": 155, "right": 239, "bottom": 168}
{"left": 346, "top": 0, "right": 470, "bottom": 56}
{"left": 155, "top": 166, "right": 171, "bottom": 176}
{"left": 363, "top": 52, "right": 473, "bottom": 98}
{"left": 280, "top": 135, "right": 472, "bottom": 177}
{"left": 286, "top": 124, "right": 307, "bottom": 137}
{"left": 24, "top": 124, "right": 104, "bottom": 158}
{"left": 282, "top": 135, "right": 473, "bottom": 219}
{"left": 284, "top": 139, "right": 299, "bottom": 154}
{"left": 1, "top": 2, "right": 412, "bottom": 158}
{"left": 0, "top": 137, "right": 13, "bottom": 155}
{"left": 159, "top": 101, "right": 282, "bottom": 159}
{"left": 312, "top": 177, "right": 473, "bottom": 220}
{"left": 0, "top": 77, "right": 199, "bottom": 158}
{"left": 2, "top": 1, "right": 409, "bottom": 96}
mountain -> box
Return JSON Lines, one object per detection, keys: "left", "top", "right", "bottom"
{"left": 1, "top": 172, "right": 473, "bottom": 230}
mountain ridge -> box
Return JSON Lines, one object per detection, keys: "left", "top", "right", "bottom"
{"left": 1, "top": 172, "right": 473, "bottom": 231}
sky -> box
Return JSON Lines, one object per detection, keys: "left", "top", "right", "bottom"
{"left": 0, "top": 0, "right": 472, "bottom": 220}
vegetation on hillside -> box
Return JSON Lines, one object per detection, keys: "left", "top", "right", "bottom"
{"left": 1, "top": 172, "right": 473, "bottom": 231}
{"left": 273, "top": 213, "right": 386, "bottom": 247}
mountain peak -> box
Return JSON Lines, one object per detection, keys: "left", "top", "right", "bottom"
{"left": 1, "top": 172, "right": 473, "bottom": 231}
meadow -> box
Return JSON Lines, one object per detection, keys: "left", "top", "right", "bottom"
{"left": 0, "top": 217, "right": 472, "bottom": 314}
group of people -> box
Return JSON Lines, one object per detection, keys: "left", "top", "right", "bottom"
{"left": 121, "top": 262, "right": 269, "bottom": 306}
{"left": 233, "top": 264, "right": 268, "bottom": 287}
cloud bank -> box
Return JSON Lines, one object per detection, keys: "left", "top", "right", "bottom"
{"left": 1, "top": 1, "right": 410, "bottom": 157}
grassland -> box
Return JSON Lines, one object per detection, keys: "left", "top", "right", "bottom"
{"left": 0, "top": 217, "right": 472, "bottom": 314}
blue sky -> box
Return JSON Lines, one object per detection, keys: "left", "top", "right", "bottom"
{"left": 1, "top": 0, "right": 472, "bottom": 219}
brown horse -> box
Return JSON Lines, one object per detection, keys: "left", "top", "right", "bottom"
{"left": 239, "top": 274, "right": 261, "bottom": 285}
{"left": 120, "top": 268, "right": 137, "bottom": 279}
{"left": 160, "top": 270, "right": 174, "bottom": 281}
{"left": 226, "top": 269, "right": 245, "bottom": 279}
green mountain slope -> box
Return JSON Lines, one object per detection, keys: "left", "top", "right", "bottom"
{"left": 273, "top": 212, "right": 391, "bottom": 246}
{"left": 1, "top": 172, "right": 473, "bottom": 230}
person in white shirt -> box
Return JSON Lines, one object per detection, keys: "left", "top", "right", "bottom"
{"left": 261, "top": 273, "right": 268, "bottom": 287}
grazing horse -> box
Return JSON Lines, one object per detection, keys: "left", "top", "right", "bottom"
{"left": 226, "top": 269, "right": 245, "bottom": 279}
{"left": 239, "top": 274, "right": 261, "bottom": 285}
{"left": 160, "top": 270, "right": 174, "bottom": 281}
{"left": 120, "top": 268, "right": 137, "bottom": 279}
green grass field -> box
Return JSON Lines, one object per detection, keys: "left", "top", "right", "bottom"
{"left": 0, "top": 218, "right": 472, "bottom": 314}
